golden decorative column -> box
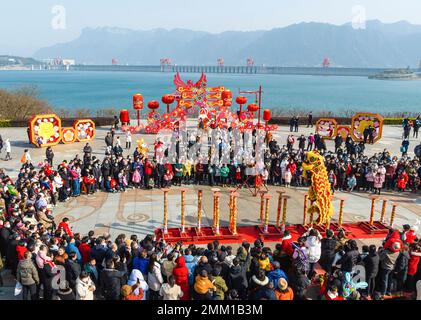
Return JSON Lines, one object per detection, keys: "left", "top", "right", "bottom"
{"left": 303, "top": 193, "right": 308, "bottom": 226}
{"left": 369, "top": 196, "right": 378, "bottom": 225}
{"left": 211, "top": 188, "right": 220, "bottom": 229}
{"left": 214, "top": 192, "right": 221, "bottom": 235}
{"left": 338, "top": 198, "right": 345, "bottom": 226}
{"left": 380, "top": 199, "right": 388, "bottom": 223}
{"left": 390, "top": 203, "right": 397, "bottom": 227}
{"left": 264, "top": 194, "right": 271, "bottom": 233}
{"left": 276, "top": 190, "right": 285, "bottom": 228}
{"left": 197, "top": 190, "right": 203, "bottom": 231}
{"left": 259, "top": 190, "right": 267, "bottom": 225}
{"left": 232, "top": 192, "right": 239, "bottom": 235}
{"left": 162, "top": 188, "right": 170, "bottom": 234}
{"left": 180, "top": 188, "right": 187, "bottom": 233}
{"left": 282, "top": 196, "right": 288, "bottom": 226}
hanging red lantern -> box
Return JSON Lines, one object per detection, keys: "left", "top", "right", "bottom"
{"left": 133, "top": 94, "right": 144, "bottom": 110}
{"left": 235, "top": 96, "right": 247, "bottom": 105}
{"left": 147, "top": 100, "right": 160, "bottom": 110}
{"left": 119, "top": 109, "right": 130, "bottom": 124}
{"left": 247, "top": 103, "right": 259, "bottom": 113}
{"left": 263, "top": 109, "right": 271, "bottom": 122}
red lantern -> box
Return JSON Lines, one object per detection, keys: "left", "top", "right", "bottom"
{"left": 263, "top": 109, "right": 271, "bottom": 122}
{"left": 133, "top": 94, "right": 144, "bottom": 110}
{"left": 120, "top": 109, "right": 130, "bottom": 124}
{"left": 147, "top": 100, "right": 160, "bottom": 110}
{"left": 162, "top": 94, "right": 175, "bottom": 113}
{"left": 247, "top": 103, "right": 259, "bottom": 113}
{"left": 162, "top": 94, "right": 175, "bottom": 105}
{"left": 235, "top": 96, "right": 247, "bottom": 105}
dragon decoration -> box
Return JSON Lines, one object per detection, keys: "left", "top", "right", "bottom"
{"left": 302, "top": 150, "right": 334, "bottom": 226}
{"left": 123, "top": 72, "right": 277, "bottom": 134}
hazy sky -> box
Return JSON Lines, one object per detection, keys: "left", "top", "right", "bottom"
{"left": 1, "top": 0, "right": 421, "bottom": 56}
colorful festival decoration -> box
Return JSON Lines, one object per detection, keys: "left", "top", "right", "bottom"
{"left": 61, "top": 127, "right": 76, "bottom": 144}
{"left": 119, "top": 109, "right": 130, "bottom": 125}
{"left": 302, "top": 150, "right": 334, "bottom": 226}
{"left": 74, "top": 119, "right": 96, "bottom": 142}
{"left": 337, "top": 125, "right": 351, "bottom": 141}
{"left": 316, "top": 118, "right": 338, "bottom": 139}
{"left": 121, "top": 73, "right": 277, "bottom": 134}
{"left": 28, "top": 114, "right": 62, "bottom": 147}
{"left": 351, "top": 112, "right": 384, "bottom": 143}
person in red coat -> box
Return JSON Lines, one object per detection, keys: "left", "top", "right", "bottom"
{"left": 16, "top": 240, "right": 28, "bottom": 261}
{"left": 78, "top": 236, "right": 92, "bottom": 265}
{"left": 397, "top": 171, "right": 409, "bottom": 191}
{"left": 57, "top": 217, "right": 74, "bottom": 237}
{"left": 172, "top": 256, "right": 190, "bottom": 300}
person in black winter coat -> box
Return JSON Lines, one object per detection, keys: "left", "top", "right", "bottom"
{"left": 394, "top": 246, "right": 410, "bottom": 293}
{"left": 291, "top": 269, "right": 311, "bottom": 300}
{"left": 0, "top": 222, "right": 11, "bottom": 257}
{"left": 363, "top": 245, "right": 379, "bottom": 298}
{"left": 90, "top": 238, "right": 108, "bottom": 271}
{"left": 6, "top": 234, "right": 19, "bottom": 276}
{"left": 227, "top": 256, "right": 251, "bottom": 299}
{"left": 45, "top": 147, "right": 54, "bottom": 166}
{"left": 65, "top": 252, "right": 81, "bottom": 290}
{"left": 99, "top": 259, "right": 126, "bottom": 300}
{"left": 320, "top": 230, "right": 337, "bottom": 274}
{"left": 339, "top": 240, "right": 359, "bottom": 273}
{"left": 194, "top": 256, "right": 213, "bottom": 277}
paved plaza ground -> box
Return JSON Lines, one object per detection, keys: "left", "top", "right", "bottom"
{"left": 0, "top": 121, "right": 420, "bottom": 299}
{"left": 0, "top": 121, "right": 420, "bottom": 242}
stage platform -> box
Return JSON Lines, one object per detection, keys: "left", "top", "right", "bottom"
{"left": 155, "top": 220, "right": 391, "bottom": 245}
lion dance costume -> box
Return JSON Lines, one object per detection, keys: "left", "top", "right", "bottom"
{"left": 302, "top": 151, "right": 334, "bottom": 225}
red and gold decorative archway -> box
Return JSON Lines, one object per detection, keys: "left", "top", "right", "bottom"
{"left": 74, "top": 119, "right": 96, "bottom": 142}
{"left": 316, "top": 118, "right": 337, "bottom": 139}
{"left": 351, "top": 113, "right": 384, "bottom": 143}
{"left": 28, "top": 114, "right": 62, "bottom": 147}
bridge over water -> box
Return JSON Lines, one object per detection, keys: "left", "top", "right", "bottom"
{"left": 69, "top": 64, "right": 416, "bottom": 77}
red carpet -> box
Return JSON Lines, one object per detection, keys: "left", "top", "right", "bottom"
{"left": 155, "top": 221, "right": 390, "bottom": 245}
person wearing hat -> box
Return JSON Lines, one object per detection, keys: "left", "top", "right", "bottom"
{"left": 274, "top": 278, "right": 294, "bottom": 300}
{"left": 267, "top": 261, "right": 288, "bottom": 288}
{"left": 193, "top": 269, "right": 215, "bottom": 300}
{"left": 249, "top": 269, "right": 277, "bottom": 300}
{"left": 121, "top": 283, "right": 144, "bottom": 301}
{"left": 56, "top": 280, "right": 75, "bottom": 300}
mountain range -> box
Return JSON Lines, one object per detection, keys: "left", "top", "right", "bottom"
{"left": 34, "top": 20, "right": 421, "bottom": 67}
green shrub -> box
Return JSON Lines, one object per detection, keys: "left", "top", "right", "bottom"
{"left": 0, "top": 119, "right": 11, "bottom": 127}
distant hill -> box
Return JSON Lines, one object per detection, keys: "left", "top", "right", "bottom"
{"left": 34, "top": 20, "right": 421, "bottom": 68}
{"left": 0, "top": 55, "right": 41, "bottom": 66}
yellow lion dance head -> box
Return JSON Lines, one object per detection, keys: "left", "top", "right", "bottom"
{"left": 302, "top": 150, "right": 334, "bottom": 226}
